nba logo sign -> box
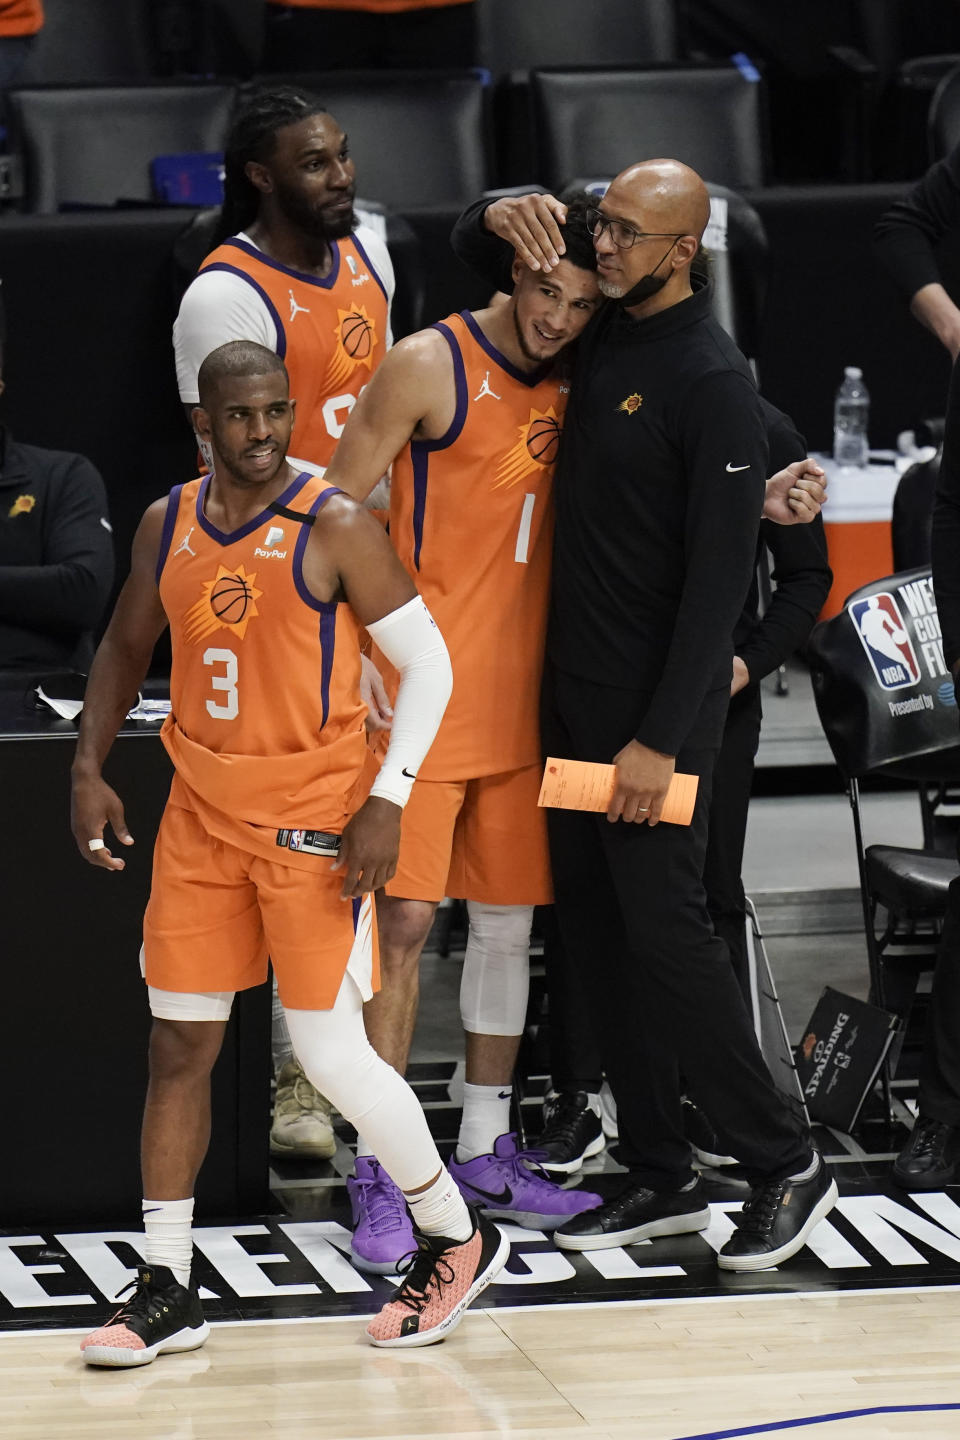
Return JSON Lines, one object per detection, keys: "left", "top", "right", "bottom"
{"left": 848, "top": 592, "right": 921, "bottom": 691}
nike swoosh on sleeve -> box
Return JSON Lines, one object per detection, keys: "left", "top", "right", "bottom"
{"left": 402, "top": 767, "right": 417, "bottom": 780}
{"left": 725, "top": 462, "right": 751, "bottom": 472}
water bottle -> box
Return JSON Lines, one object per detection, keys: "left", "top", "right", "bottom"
{"left": 833, "top": 366, "right": 870, "bottom": 468}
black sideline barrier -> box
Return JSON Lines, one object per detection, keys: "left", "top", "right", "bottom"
{"left": 0, "top": 687, "right": 271, "bottom": 1225}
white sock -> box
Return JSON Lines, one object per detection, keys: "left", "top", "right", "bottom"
{"left": 355, "top": 1137, "right": 374, "bottom": 1159}
{"left": 456, "top": 1081, "right": 512, "bottom": 1162}
{"left": 405, "top": 1168, "right": 472, "bottom": 1243}
{"left": 788, "top": 1153, "right": 820, "bottom": 1183}
{"left": 142, "top": 1197, "right": 194, "bottom": 1287}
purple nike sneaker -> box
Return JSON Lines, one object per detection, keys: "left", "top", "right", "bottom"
{"left": 448, "top": 1132, "right": 603, "bottom": 1230}
{"left": 347, "top": 1156, "right": 416, "bottom": 1274}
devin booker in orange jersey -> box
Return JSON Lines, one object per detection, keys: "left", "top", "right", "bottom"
{"left": 175, "top": 229, "right": 392, "bottom": 471}
{"left": 157, "top": 470, "right": 369, "bottom": 862}
{"left": 390, "top": 310, "right": 568, "bottom": 781}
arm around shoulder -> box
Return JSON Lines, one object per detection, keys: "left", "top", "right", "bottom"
{"left": 323, "top": 328, "right": 454, "bottom": 503}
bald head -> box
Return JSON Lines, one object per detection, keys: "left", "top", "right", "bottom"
{"left": 197, "top": 340, "right": 288, "bottom": 409}
{"left": 590, "top": 158, "right": 710, "bottom": 310}
{"left": 607, "top": 160, "right": 710, "bottom": 243}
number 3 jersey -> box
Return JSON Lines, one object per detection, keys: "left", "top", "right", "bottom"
{"left": 389, "top": 310, "right": 570, "bottom": 780}
{"left": 156, "top": 471, "right": 369, "bottom": 866}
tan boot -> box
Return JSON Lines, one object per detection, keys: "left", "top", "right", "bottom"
{"left": 270, "top": 1060, "right": 337, "bottom": 1159}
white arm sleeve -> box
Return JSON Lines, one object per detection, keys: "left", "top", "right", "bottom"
{"left": 173, "top": 269, "right": 279, "bottom": 404}
{"left": 365, "top": 596, "right": 452, "bottom": 808}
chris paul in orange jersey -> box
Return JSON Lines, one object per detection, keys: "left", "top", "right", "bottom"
{"left": 70, "top": 341, "right": 508, "bottom": 1364}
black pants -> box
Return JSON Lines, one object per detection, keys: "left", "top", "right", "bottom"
{"left": 542, "top": 663, "right": 810, "bottom": 1190}
{"left": 546, "top": 680, "right": 764, "bottom": 1091}
{"left": 703, "top": 683, "right": 763, "bottom": 1002}
{"left": 263, "top": 4, "right": 477, "bottom": 72}
{"left": 919, "top": 866, "right": 960, "bottom": 1125}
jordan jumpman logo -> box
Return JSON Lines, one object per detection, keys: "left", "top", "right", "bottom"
{"left": 174, "top": 526, "right": 196, "bottom": 558}
{"left": 288, "top": 289, "right": 311, "bottom": 321}
{"left": 473, "top": 370, "right": 501, "bottom": 401}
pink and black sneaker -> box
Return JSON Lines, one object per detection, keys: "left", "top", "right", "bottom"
{"left": 80, "top": 1264, "right": 209, "bottom": 1368}
{"left": 449, "top": 1132, "right": 603, "bottom": 1230}
{"left": 366, "top": 1212, "right": 509, "bottom": 1348}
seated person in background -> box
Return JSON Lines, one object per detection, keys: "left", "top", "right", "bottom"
{"left": 0, "top": 337, "right": 113, "bottom": 678}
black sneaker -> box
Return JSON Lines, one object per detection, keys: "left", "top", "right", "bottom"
{"left": 893, "top": 1116, "right": 960, "bottom": 1190}
{"left": 682, "top": 1096, "right": 737, "bottom": 1167}
{"left": 537, "top": 1091, "right": 606, "bottom": 1175}
{"left": 717, "top": 1156, "right": 838, "bottom": 1271}
{"left": 80, "top": 1264, "right": 209, "bottom": 1367}
{"left": 554, "top": 1176, "right": 711, "bottom": 1251}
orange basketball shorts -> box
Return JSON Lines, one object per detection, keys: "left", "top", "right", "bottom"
{"left": 386, "top": 763, "right": 552, "bottom": 906}
{"left": 142, "top": 799, "right": 379, "bottom": 1010}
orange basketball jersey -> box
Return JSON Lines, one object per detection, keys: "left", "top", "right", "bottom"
{"left": 390, "top": 310, "right": 569, "bottom": 780}
{"left": 156, "top": 471, "right": 368, "bottom": 866}
{"left": 199, "top": 235, "right": 389, "bottom": 470}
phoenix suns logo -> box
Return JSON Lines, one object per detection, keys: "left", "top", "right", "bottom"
{"left": 493, "top": 405, "right": 564, "bottom": 490}
{"left": 184, "top": 564, "right": 263, "bottom": 643}
{"left": 322, "top": 305, "right": 379, "bottom": 391}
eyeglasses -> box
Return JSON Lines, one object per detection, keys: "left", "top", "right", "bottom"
{"left": 585, "top": 207, "right": 683, "bottom": 251}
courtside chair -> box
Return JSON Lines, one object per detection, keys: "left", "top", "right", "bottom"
{"left": 529, "top": 65, "right": 769, "bottom": 195}
{"left": 6, "top": 82, "right": 237, "bottom": 213}
{"left": 808, "top": 567, "right": 960, "bottom": 1117}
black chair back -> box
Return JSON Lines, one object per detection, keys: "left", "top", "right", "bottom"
{"left": 476, "top": 0, "right": 677, "bottom": 76}
{"left": 808, "top": 567, "right": 960, "bottom": 779}
{"left": 530, "top": 66, "right": 768, "bottom": 193}
{"left": 928, "top": 63, "right": 960, "bottom": 159}
{"left": 7, "top": 83, "right": 237, "bottom": 214}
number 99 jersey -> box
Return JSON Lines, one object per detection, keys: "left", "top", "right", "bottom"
{"left": 155, "top": 471, "right": 369, "bottom": 861}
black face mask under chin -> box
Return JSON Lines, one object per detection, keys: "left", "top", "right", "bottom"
{"left": 613, "top": 239, "right": 678, "bottom": 308}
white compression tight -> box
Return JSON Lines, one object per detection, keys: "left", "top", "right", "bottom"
{"left": 284, "top": 973, "right": 442, "bottom": 1192}
{"left": 460, "top": 902, "right": 534, "bottom": 1037}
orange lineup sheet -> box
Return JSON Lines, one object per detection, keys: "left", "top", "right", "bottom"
{"left": 538, "top": 758, "right": 699, "bottom": 826}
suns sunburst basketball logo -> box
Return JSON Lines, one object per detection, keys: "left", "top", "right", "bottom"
{"left": 183, "top": 564, "right": 263, "bottom": 643}
{"left": 322, "top": 304, "right": 379, "bottom": 391}
{"left": 492, "top": 406, "right": 564, "bottom": 490}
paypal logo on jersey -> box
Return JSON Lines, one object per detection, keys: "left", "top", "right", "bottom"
{"left": 254, "top": 525, "right": 287, "bottom": 559}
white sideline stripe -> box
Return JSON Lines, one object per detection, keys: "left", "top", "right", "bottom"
{"left": 8, "top": 1281, "right": 960, "bottom": 1340}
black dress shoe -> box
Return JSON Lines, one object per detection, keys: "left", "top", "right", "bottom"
{"left": 717, "top": 1155, "right": 838, "bottom": 1271}
{"left": 537, "top": 1091, "right": 606, "bottom": 1176}
{"left": 893, "top": 1116, "right": 960, "bottom": 1190}
{"left": 554, "top": 1176, "right": 710, "bottom": 1252}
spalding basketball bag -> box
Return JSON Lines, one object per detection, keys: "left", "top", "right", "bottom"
{"left": 807, "top": 566, "right": 960, "bottom": 778}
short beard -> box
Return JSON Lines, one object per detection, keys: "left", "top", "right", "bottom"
{"left": 598, "top": 277, "right": 624, "bottom": 298}
{"left": 512, "top": 306, "right": 550, "bottom": 364}
{"left": 275, "top": 183, "right": 354, "bottom": 243}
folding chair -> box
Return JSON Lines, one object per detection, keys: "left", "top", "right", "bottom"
{"left": 807, "top": 567, "right": 960, "bottom": 1116}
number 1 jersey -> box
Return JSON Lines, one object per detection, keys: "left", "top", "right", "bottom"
{"left": 389, "top": 310, "right": 569, "bottom": 780}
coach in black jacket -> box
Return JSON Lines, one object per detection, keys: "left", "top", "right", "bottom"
{"left": 453, "top": 160, "right": 836, "bottom": 1271}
